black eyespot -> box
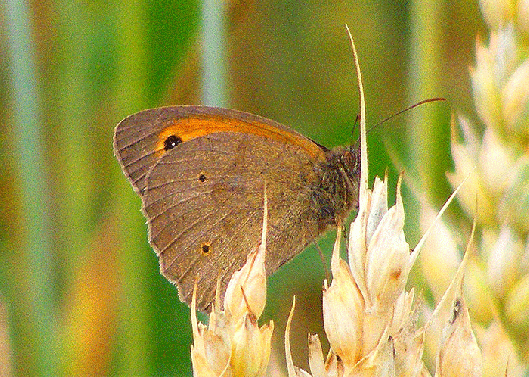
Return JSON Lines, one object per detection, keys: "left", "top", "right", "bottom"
{"left": 201, "top": 244, "right": 211, "bottom": 254}
{"left": 164, "top": 135, "right": 182, "bottom": 150}
{"left": 198, "top": 173, "right": 207, "bottom": 182}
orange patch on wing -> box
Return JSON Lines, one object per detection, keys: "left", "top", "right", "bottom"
{"left": 155, "top": 116, "right": 325, "bottom": 160}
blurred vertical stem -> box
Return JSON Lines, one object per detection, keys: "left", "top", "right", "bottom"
{"left": 54, "top": 1, "right": 95, "bottom": 372}
{"left": 408, "top": 0, "right": 449, "bottom": 203}
{"left": 114, "top": 1, "right": 150, "bottom": 375}
{"left": 4, "top": 0, "right": 57, "bottom": 375}
{"left": 55, "top": 0, "right": 93, "bottom": 295}
{"left": 201, "top": 0, "right": 228, "bottom": 106}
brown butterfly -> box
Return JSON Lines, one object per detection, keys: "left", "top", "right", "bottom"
{"left": 114, "top": 105, "right": 360, "bottom": 312}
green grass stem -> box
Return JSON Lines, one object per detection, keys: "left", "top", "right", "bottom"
{"left": 4, "top": 0, "right": 57, "bottom": 374}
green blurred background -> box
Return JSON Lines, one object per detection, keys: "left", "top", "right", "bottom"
{"left": 1, "top": 0, "right": 484, "bottom": 375}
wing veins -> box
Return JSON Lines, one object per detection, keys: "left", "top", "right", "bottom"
{"left": 147, "top": 189, "right": 214, "bottom": 229}
{"left": 176, "top": 207, "right": 258, "bottom": 285}
{"left": 115, "top": 130, "right": 158, "bottom": 150}
{"left": 156, "top": 191, "right": 235, "bottom": 256}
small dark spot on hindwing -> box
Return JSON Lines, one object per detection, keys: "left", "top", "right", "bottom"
{"left": 201, "top": 243, "right": 211, "bottom": 255}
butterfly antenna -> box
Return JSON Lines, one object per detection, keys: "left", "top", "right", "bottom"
{"left": 369, "top": 97, "right": 446, "bottom": 133}
{"left": 351, "top": 114, "right": 362, "bottom": 150}
{"left": 350, "top": 114, "right": 360, "bottom": 139}
{"left": 351, "top": 98, "right": 445, "bottom": 150}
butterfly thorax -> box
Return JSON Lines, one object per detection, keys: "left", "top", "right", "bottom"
{"left": 311, "top": 145, "right": 361, "bottom": 230}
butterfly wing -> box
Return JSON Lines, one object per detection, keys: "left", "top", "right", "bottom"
{"left": 114, "top": 106, "right": 325, "bottom": 195}
{"left": 114, "top": 106, "right": 328, "bottom": 311}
